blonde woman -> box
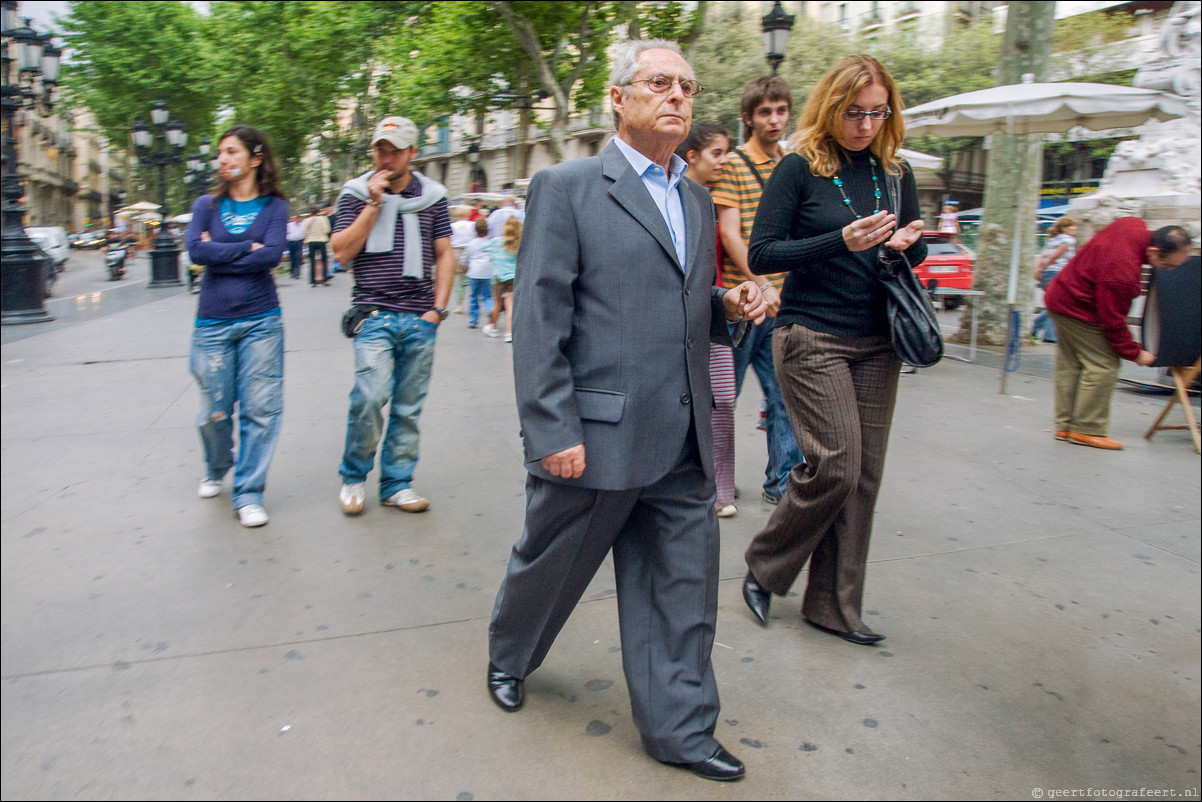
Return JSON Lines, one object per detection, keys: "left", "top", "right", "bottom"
{"left": 740, "top": 55, "right": 927, "bottom": 645}
{"left": 483, "top": 215, "right": 521, "bottom": 342}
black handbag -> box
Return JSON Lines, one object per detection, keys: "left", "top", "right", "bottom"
{"left": 878, "top": 171, "right": 942, "bottom": 367}
{"left": 877, "top": 246, "right": 943, "bottom": 368}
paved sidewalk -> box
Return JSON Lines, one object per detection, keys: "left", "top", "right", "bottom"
{"left": 2, "top": 275, "right": 1199, "bottom": 800}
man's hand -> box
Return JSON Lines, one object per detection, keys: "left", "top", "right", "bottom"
{"left": 541, "top": 444, "right": 586, "bottom": 479}
{"left": 723, "top": 281, "right": 767, "bottom": 325}
{"left": 367, "top": 169, "right": 393, "bottom": 203}
{"left": 1136, "top": 350, "right": 1156, "bottom": 367}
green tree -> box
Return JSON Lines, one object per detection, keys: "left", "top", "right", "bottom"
{"left": 373, "top": 0, "right": 532, "bottom": 175}
{"left": 967, "top": 2, "right": 1057, "bottom": 347}
{"left": 60, "top": 0, "right": 218, "bottom": 210}
{"left": 485, "top": 1, "right": 707, "bottom": 162}
{"left": 204, "top": 1, "right": 406, "bottom": 192}
{"left": 60, "top": 0, "right": 218, "bottom": 148}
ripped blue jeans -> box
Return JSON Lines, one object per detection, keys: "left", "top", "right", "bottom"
{"left": 190, "top": 314, "right": 284, "bottom": 509}
{"left": 339, "top": 311, "right": 438, "bottom": 500}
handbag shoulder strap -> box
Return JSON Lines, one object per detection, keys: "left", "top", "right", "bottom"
{"left": 885, "top": 165, "right": 901, "bottom": 216}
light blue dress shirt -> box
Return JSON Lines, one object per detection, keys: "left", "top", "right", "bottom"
{"left": 612, "top": 136, "right": 689, "bottom": 272}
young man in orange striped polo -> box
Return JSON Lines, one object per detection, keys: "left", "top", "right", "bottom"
{"left": 711, "top": 75, "right": 804, "bottom": 505}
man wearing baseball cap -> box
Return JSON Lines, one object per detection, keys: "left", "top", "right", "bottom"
{"left": 331, "top": 116, "right": 454, "bottom": 516}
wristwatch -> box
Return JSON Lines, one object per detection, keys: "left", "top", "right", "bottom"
{"left": 432, "top": 306, "right": 448, "bottom": 321}
{"left": 364, "top": 198, "right": 383, "bottom": 208}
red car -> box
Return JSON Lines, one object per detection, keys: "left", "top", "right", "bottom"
{"left": 914, "top": 231, "right": 974, "bottom": 311}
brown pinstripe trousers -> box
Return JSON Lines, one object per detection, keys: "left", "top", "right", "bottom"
{"left": 745, "top": 323, "right": 901, "bottom": 633}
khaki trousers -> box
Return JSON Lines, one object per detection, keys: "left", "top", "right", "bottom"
{"left": 745, "top": 324, "right": 899, "bottom": 634}
{"left": 1050, "top": 314, "right": 1121, "bottom": 436}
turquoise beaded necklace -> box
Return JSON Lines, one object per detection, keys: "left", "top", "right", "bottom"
{"left": 831, "top": 156, "right": 882, "bottom": 219}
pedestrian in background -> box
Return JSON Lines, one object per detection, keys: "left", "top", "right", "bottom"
{"left": 486, "top": 192, "right": 524, "bottom": 237}
{"left": 449, "top": 204, "right": 475, "bottom": 315}
{"left": 676, "top": 121, "right": 737, "bottom": 518}
{"left": 303, "top": 206, "right": 331, "bottom": 286}
{"left": 331, "top": 116, "right": 454, "bottom": 516}
{"left": 710, "top": 74, "right": 804, "bottom": 508}
{"left": 1030, "top": 215, "right": 1078, "bottom": 345}
{"left": 286, "top": 213, "right": 305, "bottom": 279}
{"left": 1045, "top": 218, "right": 1191, "bottom": 450}
{"left": 482, "top": 216, "right": 520, "bottom": 342}
{"left": 459, "top": 217, "right": 495, "bottom": 329}
{"left": 185, "top": 124, "right": 289, "bottom": 528}
{"left": 938, "top": 202, "right": 960, "bottom": 235}
{"left": 740, "top": 54, "right": 926, "bottom": 645}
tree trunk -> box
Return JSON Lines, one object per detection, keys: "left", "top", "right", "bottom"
{"left": 951, "top": 2, "right": 1056, "bottom": 346}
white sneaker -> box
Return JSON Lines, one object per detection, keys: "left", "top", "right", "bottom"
{"left": 503, "top": 332, "right": 512, "bottom": 343}
{"left": 237, "top": 504, "right": 269, "bottom": 527}
{"left": 198, "top": 479, "right": 222, "bottom": 499}
{"left": 382, "top": 488, "right": 429, "bottom": 512}
{"left": 482, "top": 323, "right": 499, "bottom": 338}
{"left": 716, "top": 503, "right": 738, "bottom": 518}
{"left": 339, "top": 482, "right": 366, "bottom": 515}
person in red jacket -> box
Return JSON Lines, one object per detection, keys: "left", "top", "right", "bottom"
{"left": 1045, "top": 218, "right": 1191, "bottom": 450}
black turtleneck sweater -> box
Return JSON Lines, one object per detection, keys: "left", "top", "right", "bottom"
{"left": 748, "top": 147, "right": 927, "bottom": 339}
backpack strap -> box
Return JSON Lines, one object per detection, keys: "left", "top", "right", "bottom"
{"left": 736, "top": 149, "right": 766, "bottom": 187}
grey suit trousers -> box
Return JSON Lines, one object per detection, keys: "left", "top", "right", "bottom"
{"left": 488, "top": 436, "right": 722, "bottom": 764}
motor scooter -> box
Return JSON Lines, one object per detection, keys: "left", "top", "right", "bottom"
{"left": 105, "top": 244, "right": 127, "bottom": 281}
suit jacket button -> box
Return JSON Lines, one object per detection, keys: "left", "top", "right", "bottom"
{"left": 684, "top": 287, "right": 691, "bottom": 295}
{"left": 680, "top": 394, "right": 691, "bottom": 405}
{"left": 686, "top": 338, "right": 694, "bottom": 349}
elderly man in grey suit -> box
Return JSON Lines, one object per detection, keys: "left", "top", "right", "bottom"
{"left": 486, "top": 39, "right": 767, "bottom": 782}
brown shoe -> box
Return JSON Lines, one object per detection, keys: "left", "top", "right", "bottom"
{"left": 1054, "top": 431, "right": 1071, "bottom": 441}
{"left": 1067, "top": 432, "right": 1124, "bottom": 450}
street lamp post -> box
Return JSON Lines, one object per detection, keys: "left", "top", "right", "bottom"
{"left": 761, "top": 1, "right": 796, "bottom": 76}
{"left": 466, "top": 140, "right": 482, "bottom": 191}
{"left": 185, "top": 136, "right": 215, "bottom": 197}
{"left": 1, "top": 1, "right": 62, "bottom": 325}
{"left": 132, "top": 99, "right": 186, "bottom": 287}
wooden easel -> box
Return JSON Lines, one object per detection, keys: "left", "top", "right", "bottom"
{"left": 1144, "top": 358, "right": 1201, "bottom": 454}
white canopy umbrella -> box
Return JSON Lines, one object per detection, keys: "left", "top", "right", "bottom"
{"left": 117, "top": 201, "right": 162, "bottom": 214}
{"left": 905, "top": 80, "right": 1191, "bottom": 138}
{"left": 903, "top": 76, "right": 1190, "bottom": 304}
{"left": 898, "top": 147, "right": 943, "bottom": 172}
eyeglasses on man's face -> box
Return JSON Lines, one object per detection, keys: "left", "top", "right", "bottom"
{"left": 843, "top": 109, "right": 892, "bottom": 121}
{"left": 626, "top": 74, "right": 704, "bottom": 98}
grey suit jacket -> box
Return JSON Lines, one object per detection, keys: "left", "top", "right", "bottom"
{"left": 513, "top": 140, "right": 737, "bottom": 491}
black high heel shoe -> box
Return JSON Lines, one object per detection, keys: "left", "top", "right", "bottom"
{"left": 742, "top": 571, "right": 771, "bottom": 625}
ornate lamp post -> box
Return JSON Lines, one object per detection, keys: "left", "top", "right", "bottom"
{"left": 185, "top": 136, "right": 215, "bottom": 197}
{"left": 466, "top": 140, "right": 483, "bottom": 191}
{"left": 1, "top": 1, "right": 62, "bottom": 325}
{"left": 132, "top": 99, "right": 186, "bottom": 287}
{"left": 761, "top": 1, "right": 796, "bottom": 76}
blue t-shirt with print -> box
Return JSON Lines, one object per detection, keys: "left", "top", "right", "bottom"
{"left": 220, "top": 196, "right": 270, "bottom": 235}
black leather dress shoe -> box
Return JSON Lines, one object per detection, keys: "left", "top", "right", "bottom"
{"left": 808, "top": 620, "right": 885, "bottom": 645}
{"left": 687, "top": 744, "right": 745, "bottom": 781}
{"left": 742, "top": 571, "right": 771, "bottom": 625}
{"left": 487, "top": 663, "right": 524, "bottom": 712}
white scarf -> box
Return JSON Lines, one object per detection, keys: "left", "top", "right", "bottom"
{"left": 338, "top": 170, "right": 447, "bottom": 277}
